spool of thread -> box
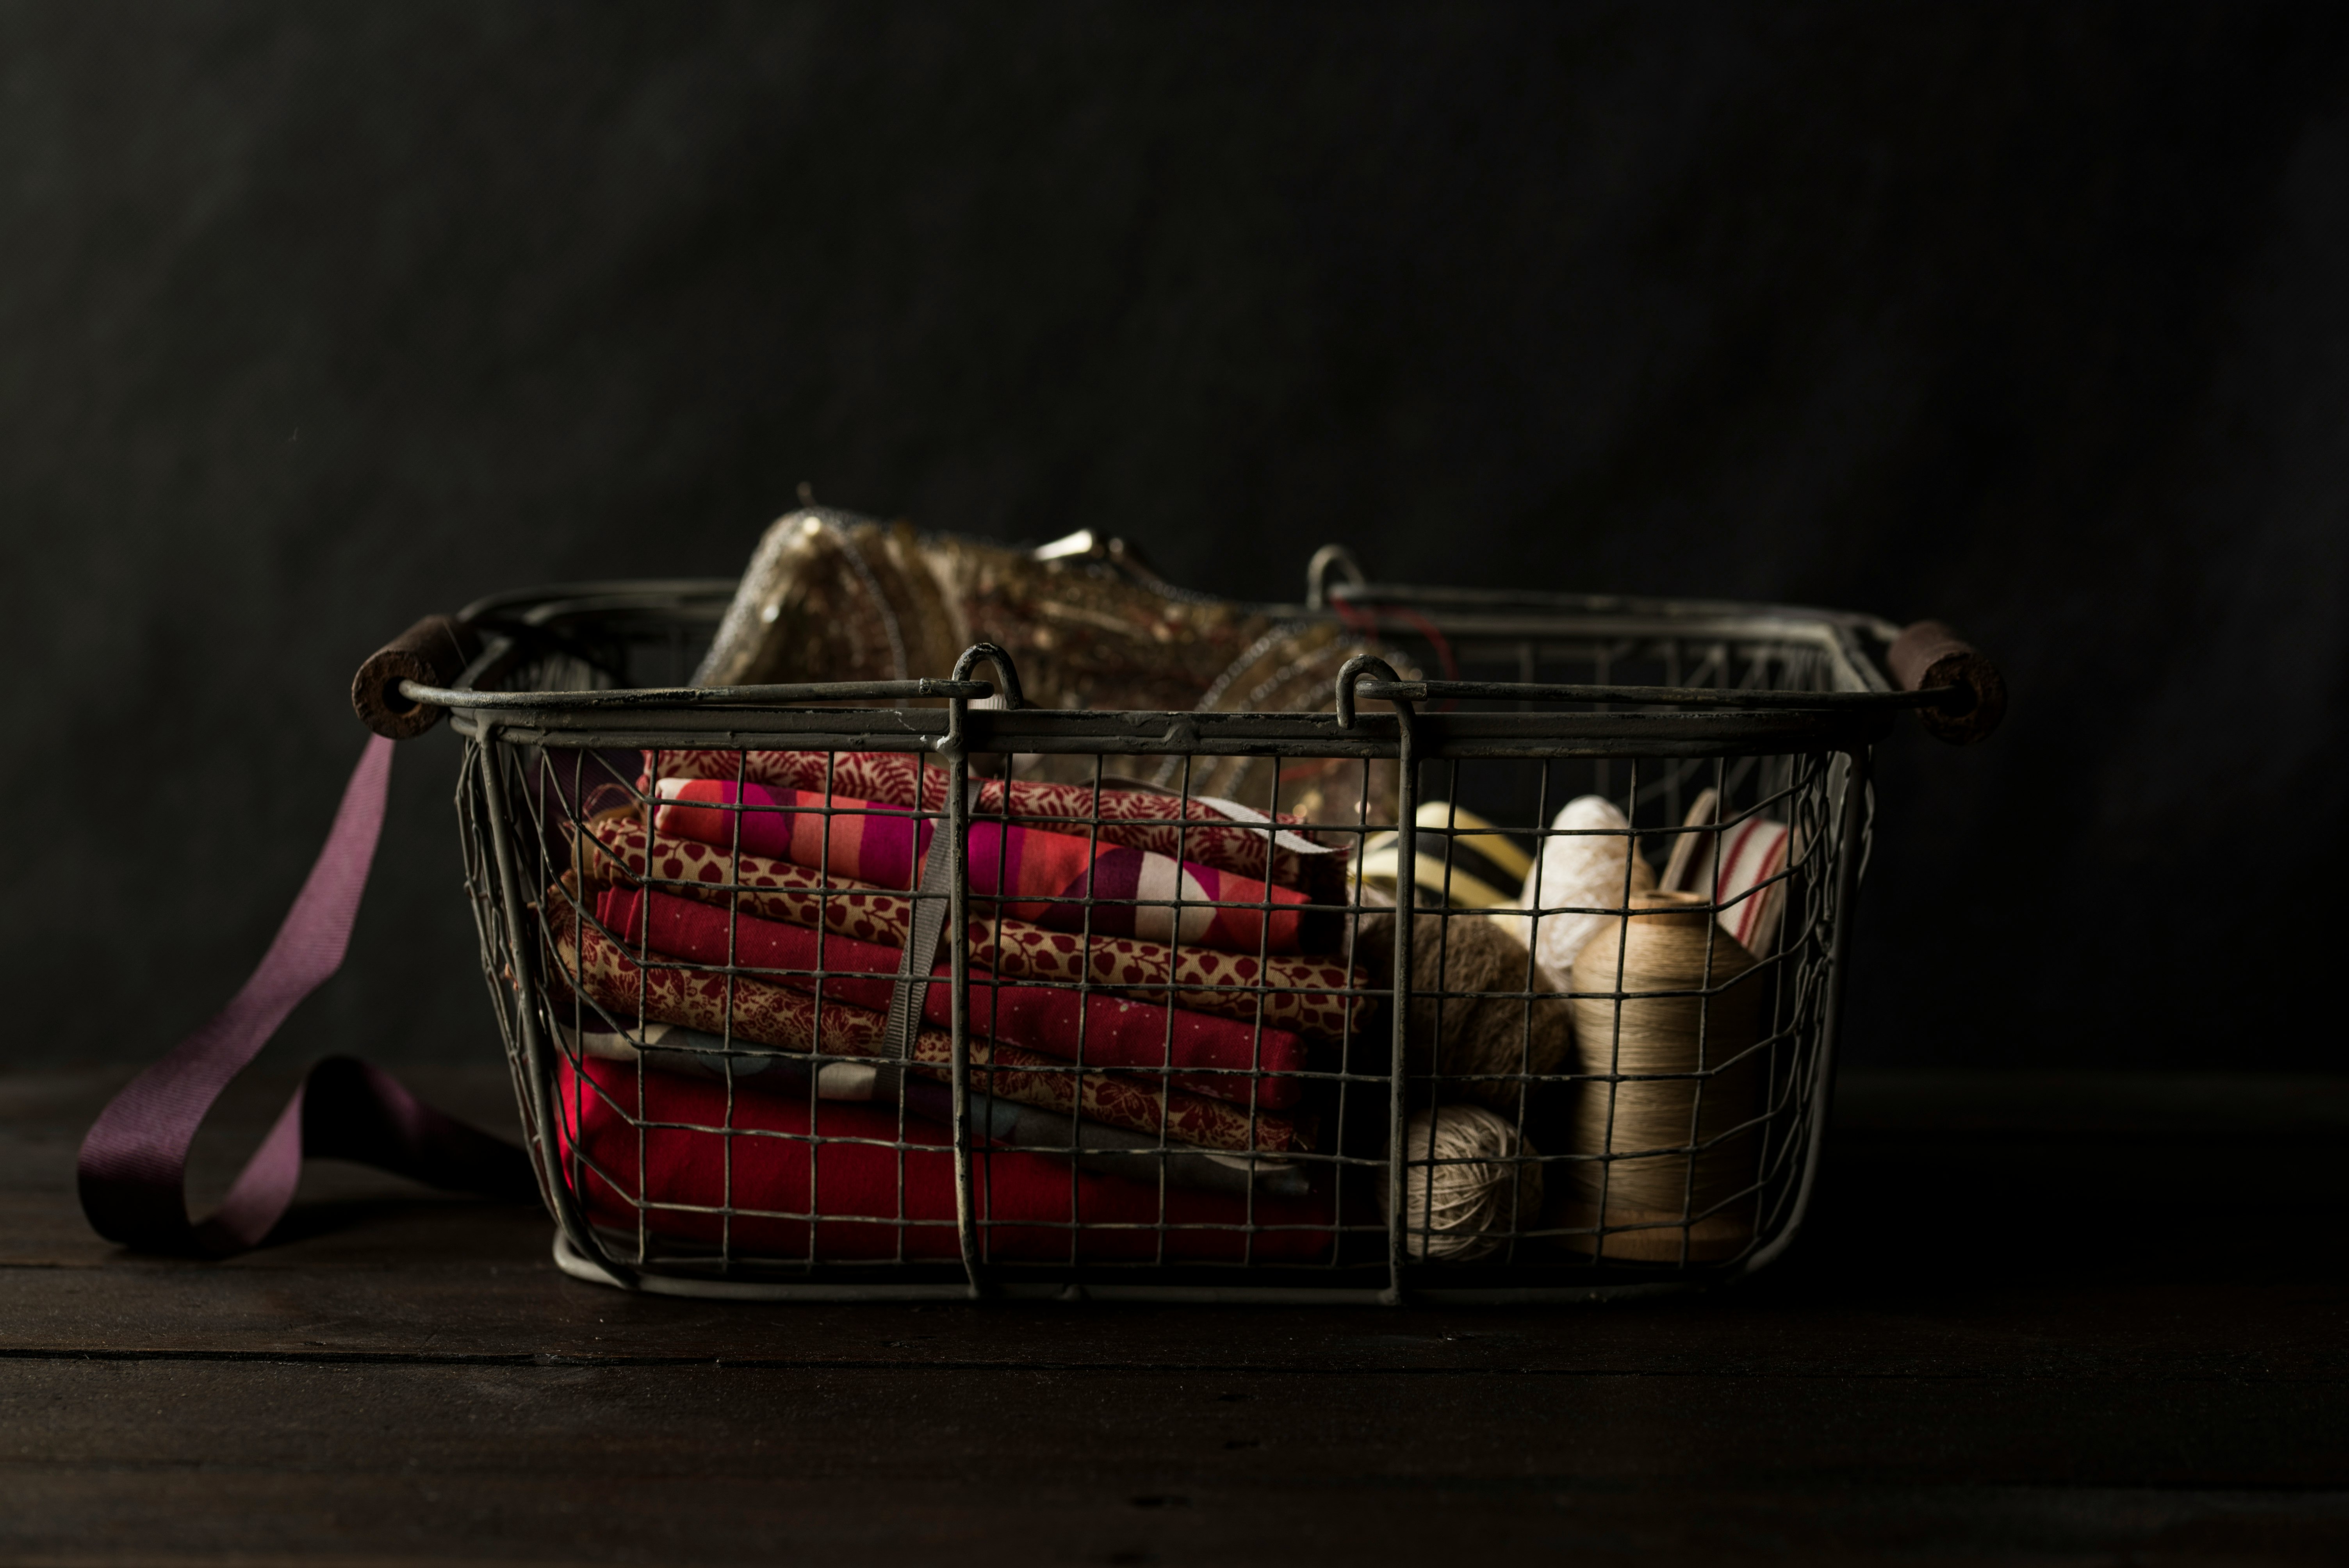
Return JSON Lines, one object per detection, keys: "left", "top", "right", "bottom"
{"left": 1358, "top": 911, "right": 1574, "bottom": 1114}
{"left": 1563, "top": 890, "right": 1766, "bottom": 1263}
{"left": 1382, "top": 1105, "right": 1543, "bottom": 1262}
{"left": 1513, "top": 795, "right": 1658, "bottom": 978}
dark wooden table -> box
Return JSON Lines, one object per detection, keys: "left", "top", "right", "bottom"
{"left": 4, "top": 1066, "right": 2345, "bottom": 1564}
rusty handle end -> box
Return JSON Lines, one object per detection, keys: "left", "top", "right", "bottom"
{"left": 1887, "top": 620, "right": 2006, "bottom": 744}
{"left": 352, "top": 615, "right": 482, "bottom": 739}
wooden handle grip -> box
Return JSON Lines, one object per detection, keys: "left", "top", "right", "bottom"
{"left": 351, "top": 615, "right": 482, "bottom": 739}
{"left": 1887, "top": 620, "right": 2007, "bottom": 744}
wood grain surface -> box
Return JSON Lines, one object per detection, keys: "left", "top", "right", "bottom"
{"left": 3, "top": 1067, "right": 2345, "bottom": 1564}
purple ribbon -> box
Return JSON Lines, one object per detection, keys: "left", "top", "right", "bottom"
{"left": 77, "top": 735, "right": 538, "bottom": 1256}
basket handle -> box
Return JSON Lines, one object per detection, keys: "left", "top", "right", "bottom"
{"left": 1887, "top": 620, "right": 2007, "bottom": 744}
{"left": 352, "top": 614, "right": 483, "bottom": 739}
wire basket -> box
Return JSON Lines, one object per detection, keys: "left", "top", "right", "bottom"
{"left": 375, "top": 551, "right": 1998, "bottom": 1303}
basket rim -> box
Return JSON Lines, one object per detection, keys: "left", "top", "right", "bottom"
{"left": 415, "top": 578, "right": 1921, "bottom": 756}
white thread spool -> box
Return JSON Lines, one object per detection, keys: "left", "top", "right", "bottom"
{"left": 1382, "top": 1105, "right": 1544, "bottom": 1263}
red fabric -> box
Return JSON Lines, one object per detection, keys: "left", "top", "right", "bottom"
{"left": 594, "top": 885, "right": 1308, "bottom": 1109}
{"left": 553, "top": 1054, "right": 1340, "bottom": 1263}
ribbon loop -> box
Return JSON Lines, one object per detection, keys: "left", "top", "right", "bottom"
{"left": 77, "top": 735, "right": 537, "bottom": 1257}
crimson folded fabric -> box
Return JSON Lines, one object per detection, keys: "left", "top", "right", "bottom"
{"left": 553, "top": 1053, "right": 1340, "bottom": 1264}
{"left": 555, "top": 1018, "right": 1307, "bottom": 1196}
{"left": 548, "top": 892, "right": 1313, "bottom": 1154}
{"left": 644, "top": 747, "right": 1344, "bottom": 895}
{"left": 652, "top": 778, "right": 1318, "bottom": 955}
{"left": 594, "top": 885, "right": 1308, "bottom": 1109}
{"left": 574, "top": 809, "right": 1371, "bottom": 1044}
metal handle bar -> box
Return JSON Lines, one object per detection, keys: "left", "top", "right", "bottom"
{"left": 1328, "top": 620, "right": 2002, "bottom": 744}
{"left": 1354, "top": 677, "right": 1962, "bottom": 711}
{"left": 397, "top": 676, "right": 998, "bottom": 714}
{"left": 1333, "top": 669, "right": 1964, "bottom": 729}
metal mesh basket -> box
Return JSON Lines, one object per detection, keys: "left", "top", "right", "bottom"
{"left": 400, "top": 554, "right": 1987, "bottom": 1303}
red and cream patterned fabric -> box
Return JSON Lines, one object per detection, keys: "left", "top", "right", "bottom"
{"left": 592, "top": 884, "right": 1310, "bottom": 1109}
{"left": 1706, "top": 814, "right": 1791, "bottom": 958}
{"left": 643, "top": 748, "right": 1345, "bottom": 895}
{"left": 572, "top": 811, "right": 1370, "bottom": 1044}
{"left": 651, "top": 778, "right": 1317, "bottom": 954}
{"left": 552, "top": 1053, "right": 1340, "bottom": 1263}
{"left": 546, "top": 891, "right": 1312, "bottom": 1155}
{"left": 1659, "top": 790, "right": 1795, "bottom": 960}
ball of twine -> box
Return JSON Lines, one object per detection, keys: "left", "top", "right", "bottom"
{"left": 1358, "top": 911, "right": 1575, "bottom": 1113}
{"left": 1382, "top": 1104, "right": 1545, "bottom": 1263}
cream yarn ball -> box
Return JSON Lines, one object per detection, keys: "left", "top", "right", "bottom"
{"left": 1381, "top": 1104, "right": 1544, "bottom": 1262}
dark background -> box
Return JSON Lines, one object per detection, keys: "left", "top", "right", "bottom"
{"left": 4, "top": 2, "right": 2343, "bottom": 1074}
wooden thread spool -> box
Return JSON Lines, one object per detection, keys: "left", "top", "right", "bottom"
{"left": 1381, "top": 1105, "right": 1543, "bottom": 1263}
{"left": 1563, "top": 890, "right": 1766, "bottom": 1262}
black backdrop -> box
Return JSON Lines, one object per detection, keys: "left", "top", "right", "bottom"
{"left": 5, "top": 3, "right": 2344, "bottom": 1073}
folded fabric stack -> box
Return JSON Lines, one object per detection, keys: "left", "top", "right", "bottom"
{"left": 547, "top": 893, "right": 1308, "bottom": 1152}
{"left": 545, "top": 750, "right": 1372, "bottom": 1255}
{"left": 569, "top": 809, "right": 1365, "bottom": 1041}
